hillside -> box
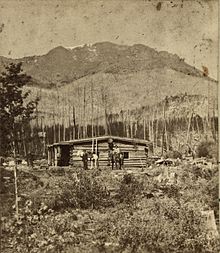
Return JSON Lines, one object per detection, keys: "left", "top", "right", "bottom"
{"left": 1, "top": 42, "right": 217, "bottom": 130}
{"left": 25, "top": 68, "right": 217, "bottom": 128}
{"left": 0, "top": 42, "right": 213, "bottom": 88}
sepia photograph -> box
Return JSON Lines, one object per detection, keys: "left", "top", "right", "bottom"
{"left": 0, "top": 0, "right": 219, "bottom": 252}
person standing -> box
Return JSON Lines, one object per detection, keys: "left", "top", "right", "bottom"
{"left": 114, "top": 145, "right": 121, "bottom": 169}
{"left": 92, "top": 152, "right": 99, "bottom": 169}
{"left": 144, "top": 145, "right": 149, "bottom": 167}
{"left": 119, "top": 152, "right": 124, "bottom": 169}
{"left": 82, "top": 150, "right": 88, "bottom": 170}
{"left": 108, "top": 139, "right": 114, "bottom": 166}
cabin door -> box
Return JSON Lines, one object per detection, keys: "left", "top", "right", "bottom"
{"left": 60, "top": 146, "right": 70, "bottom": 166}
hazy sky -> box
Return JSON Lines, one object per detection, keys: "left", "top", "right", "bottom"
{"left": 0, "top": 0, "right": 218, "bottom": 79}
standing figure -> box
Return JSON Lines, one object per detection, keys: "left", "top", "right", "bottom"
{"left": 119, "top": 152, "right": 124, "bottom": 169}
{"left": 108, "top": 139, "right": 114, "bottom": 166}
{"left": 144, "top": 145, "right": 149, "bottom": 167}
{"left": 81, "top": 150, "right": 88, "bottom": 170}
{"left": 114, "top": 145, "right": 121, "bottom": 169}
{"left": 92, "top": 152, "right": 99, "bottom": 169}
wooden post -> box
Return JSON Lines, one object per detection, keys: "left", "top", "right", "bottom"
{"left": 143, "top": 118, "right": 146, "bottom": 140}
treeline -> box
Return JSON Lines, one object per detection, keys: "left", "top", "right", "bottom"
{"left": 9, "top": 90, "right": 218, "bottom": 159}
{"left": 12, "top": 113, "right": 217, "bottom": 159}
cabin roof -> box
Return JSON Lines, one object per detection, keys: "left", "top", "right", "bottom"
{"left": 48, "top": 135, "right": 150, "bottom": 147}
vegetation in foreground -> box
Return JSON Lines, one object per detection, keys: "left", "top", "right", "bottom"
{"left": 1, "top": 162, "right": 219, "bottom": 253}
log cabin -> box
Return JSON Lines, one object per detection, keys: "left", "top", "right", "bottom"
{"left": 47, "top": 136, "right": 152, "bottom": 168}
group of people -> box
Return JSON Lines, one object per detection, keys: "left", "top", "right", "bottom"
{"left": 80, "top": 150, "right": 99, "bottom": 170}
{"left": 80, "top": 143, "right": 124, "bottom": 170}
{"left": 108, "top": 144, "right": 124, "bottom": 170}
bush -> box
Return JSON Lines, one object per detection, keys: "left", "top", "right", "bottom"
{"left": 116, "top": 174, "right": 144, "bottom": 206}
{"left": 165, "top": 150, "right": 182, "bottom": 159}
{"left": 51, "top": 170, "right": 112, "bottom": 210}
{"left": 2, "top": 201, "right": 86, "bottom": 253}
{"left": 196, "top": 141, "right": 218, "bottom": 160}
{"left": 115, "top": 199, "right": 220, "bottom": 253}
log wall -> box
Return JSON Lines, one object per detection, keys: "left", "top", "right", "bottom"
{"left": 69, "top": 141, "right": 147, "bottom": 168}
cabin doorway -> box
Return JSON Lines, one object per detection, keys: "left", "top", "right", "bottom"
{"left": 60, "top": 146, "right": 70, "bottom": 166}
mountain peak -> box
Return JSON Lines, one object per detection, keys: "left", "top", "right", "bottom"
{"left": 0, "top": 42, "right": 211, "bottom": 87}
{"left": 47, "top": 46, "right": 70, "bottom": 55}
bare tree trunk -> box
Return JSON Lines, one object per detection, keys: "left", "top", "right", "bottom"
{"left": 97, "top": 106, "right": 99, "bottom": 136}
{"left": 21, "top": 125, "right": 27, "bottom": 158}
{"left": 148, "top": 119, "right": 151, "bottom": 142}
{"left": 163, "top": 103, "right": 168, "bottom": 152}
{"left": 77, "top": 88, "right": 81, "bottom": 139}
{"left": 83, "top": 85, "right": 86, "bottom": 138}
{"left": 186, "top": 112, "right": 193, "bottom": 145}
{"left": 155, "top": 109, "right": 158, "bottom": 149}
{"left": 130, "top": 121, "right": 133, "bottom": 138}
{"left": 62, "top": 104, "right": 65, "bottom": 141}
{"left": 91, "top": 82, "right": 94, "bottom": 138}
{"left": 195, "top": 115, "right": 200, "bottom": 136}
{"left": 11, "top": 129, "right": 19, "bottom": 219}
{"left": 100, "top": 87, "right": 108, "bottom": 135}
{"left": 161, "top": 127, "right": 164, "bottom": 156}
{"left": 68, "top": 102, "right": 72, "bottom": 140}
{"left": 56, "top": 88, "right": 61, "bottom": 143}
{"left": 72, "top": 106, "right": 76, "bottom": 140}
{"left": 52, "top": 110, "right": 56, "bottom": 143}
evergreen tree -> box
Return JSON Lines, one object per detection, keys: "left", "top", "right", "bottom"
{"left": 0, "top": 62, "right": 38, "bottom": 156}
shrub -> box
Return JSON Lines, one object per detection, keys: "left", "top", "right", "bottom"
{"left": 116, "top": 174, "right": 144, "bottom": 206}
{"left": 52, "top": 170, "right": 112, "bottom": 210}
{"left": 165, "top": 150, "right": 182, "bottom": 159}
{"left": 2, "top": 201, "right": 85, "bottom": 253}
{"left": 116, "top": 199, "right": 220, "bottom": 253}
{"left": 196, "top": 141, "right": 218, "bottom": 160}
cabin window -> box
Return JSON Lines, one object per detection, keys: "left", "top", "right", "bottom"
{"left": 123, "top": 152, "right": 129, "bottom": 159}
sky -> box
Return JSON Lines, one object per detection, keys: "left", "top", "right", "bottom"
{"left": 0, "top": 0, "right": 218, "bottom": 79}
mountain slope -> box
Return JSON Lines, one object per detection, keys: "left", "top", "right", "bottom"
{"left": 25, "top": 67, "right": 217, "bottom": 128}
{"left": 1, "top": 42, "right": 217, "bottom": 129}
{"left": 0, "top": 42, "right": 211, "bottom": 87}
